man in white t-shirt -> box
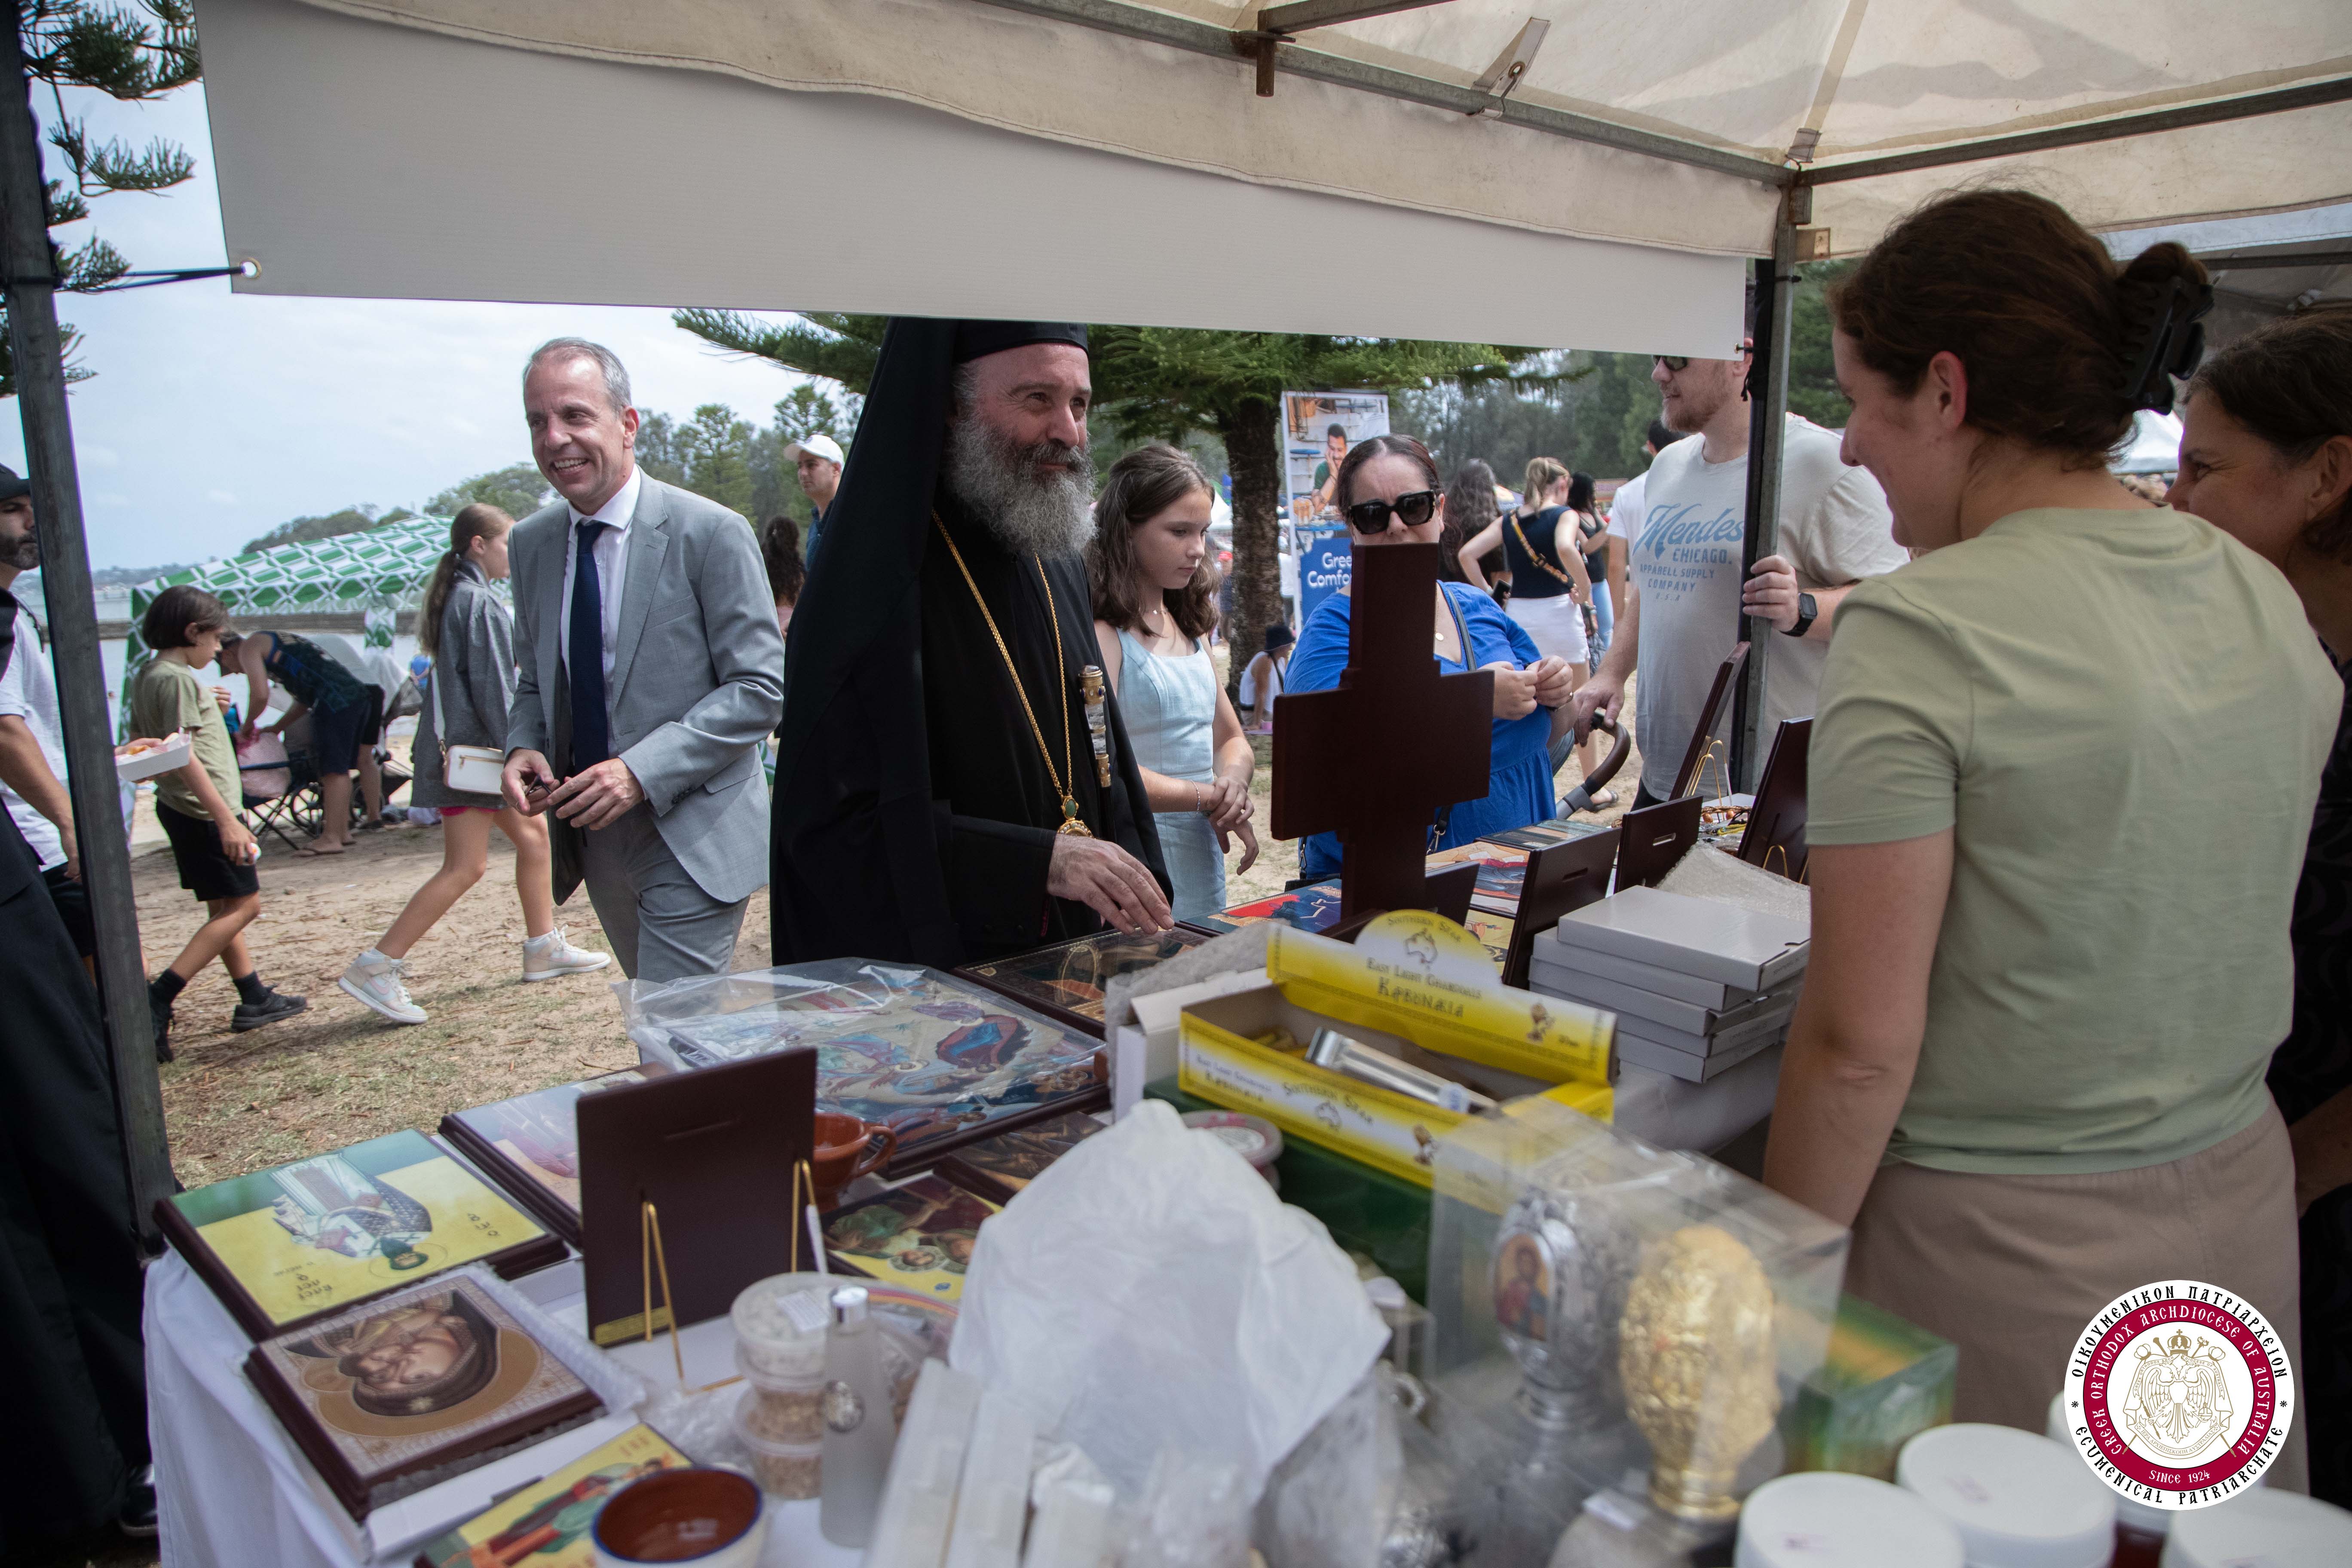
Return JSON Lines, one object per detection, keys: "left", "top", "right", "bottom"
{"left": 1575, "top": 345, "right": 1908, "bottom": 805}
{"left": 0, "top": 475, "right": 94, "bottom": 958}
{"left": 1603, "top": 417, "right": 1687, "bottom": 628}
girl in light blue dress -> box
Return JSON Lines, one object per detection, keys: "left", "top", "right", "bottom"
{"left": 1088, "top": 445, "right": 1259, "bottom": 923}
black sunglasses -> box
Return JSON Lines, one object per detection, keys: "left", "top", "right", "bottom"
{"left": 1345, "top": 489, "right": 1439, "bottom": 534}
{"left": 1653, "top": 355, "right": 1690, "bottom": 372}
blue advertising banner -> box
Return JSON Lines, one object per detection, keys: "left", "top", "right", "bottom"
{"left": 1296, "top": 522, "right": 1353, "bottom": 631}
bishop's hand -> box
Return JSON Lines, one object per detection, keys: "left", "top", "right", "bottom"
{"left": 1048, "top": 834, "right": 1174, "bottom": 937}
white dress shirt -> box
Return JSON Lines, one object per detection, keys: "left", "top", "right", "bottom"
{"left": 557, "top": 465, "right": 643, "bottom": 689}
{"left": 0, "top": 625, "right": 67, "bottom": 869}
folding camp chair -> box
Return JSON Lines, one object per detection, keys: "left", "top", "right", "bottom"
{"left": 242, "top": 730, "right": 323, "bottom": 853}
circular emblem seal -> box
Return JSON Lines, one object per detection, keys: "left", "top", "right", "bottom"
{"left": 2060, "top": 1279, "right": 2294, "bottom": 1510}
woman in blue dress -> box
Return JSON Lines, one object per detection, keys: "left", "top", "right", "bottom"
{"left": 1089, "top": 444, "right": 1259, "bottom": 922}
{"left": 1289, "top": 434, "right": 1578, "bottom": 883}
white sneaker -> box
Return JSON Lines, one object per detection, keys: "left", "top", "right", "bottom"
{"left": 523, "top": 927, "right": 612, "bottom": 981}
{"left": 338, "top": 949, "right": 426, "bottom": 1024}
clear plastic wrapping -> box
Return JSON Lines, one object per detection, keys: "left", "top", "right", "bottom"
{"left": 616, "top": 962, "right": 1104, "bottom": 1165}
{"left": 1425, "top": 1100, "right": 1848, "bottom": 1554}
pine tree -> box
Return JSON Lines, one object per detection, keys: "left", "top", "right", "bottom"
{"left": 673, "top": 310, "right": 1569, "bottom": 697}
{"left": 2, "top": 2, "right": 202, "bottom": 397}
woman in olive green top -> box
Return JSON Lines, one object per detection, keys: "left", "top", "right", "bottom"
{"left": 1761, "top": 191, "right": 2337, "bottom": 1483}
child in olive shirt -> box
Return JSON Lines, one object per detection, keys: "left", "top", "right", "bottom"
{"left": 129, "top": 587, "right": 306, "bottom": 1059}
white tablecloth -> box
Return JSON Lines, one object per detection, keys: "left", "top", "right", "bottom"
{"left": 146, "top": 1252, "right": 861, "bottom": 1568}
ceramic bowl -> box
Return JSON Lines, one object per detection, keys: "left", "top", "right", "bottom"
{"left": 591, "top": 1465, "right": 767, "bottom": 1568}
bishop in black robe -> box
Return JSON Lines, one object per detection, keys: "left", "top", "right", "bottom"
{"left": 771, "top": 319, "right": 1169, "bottom": 966}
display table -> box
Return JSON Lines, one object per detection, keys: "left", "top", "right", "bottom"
{"left": 146, "top": 1251, "right": 862, "bottom": 1568}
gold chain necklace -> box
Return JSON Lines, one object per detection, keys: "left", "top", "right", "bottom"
{"left": 934, "top": 517, "right": 1093, "bottom": 837}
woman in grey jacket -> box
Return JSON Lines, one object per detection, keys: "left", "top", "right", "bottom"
{"left": 338, "top": 505, "right": 608, "bottom": 1025}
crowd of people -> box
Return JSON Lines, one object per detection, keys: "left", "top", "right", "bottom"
{"left": 4, "top": 181, "right": 2350, "bottom": 1548}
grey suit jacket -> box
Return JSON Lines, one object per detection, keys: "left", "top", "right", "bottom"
{"left": 506, "top": 474, "right": 784, "bottom": 904}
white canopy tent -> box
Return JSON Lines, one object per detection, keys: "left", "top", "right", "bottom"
{"left": 209, "top": 0, "right": 2352, "bottom": 333}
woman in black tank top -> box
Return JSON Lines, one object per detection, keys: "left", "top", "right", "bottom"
{"left": 1452, "top": 457, "right": 1614, "bottom": 807}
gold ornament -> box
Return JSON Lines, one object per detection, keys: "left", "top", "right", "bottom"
{"left": 1616, "top": 1223, "right": 1779, "bottom": 1522}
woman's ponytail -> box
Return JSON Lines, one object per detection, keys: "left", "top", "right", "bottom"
{"left": 419, "top": 503, "right": 514, "bottom": 659}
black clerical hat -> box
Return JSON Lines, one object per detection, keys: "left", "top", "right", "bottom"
{"left": 953, "top": 320, "right": 1088, "bottom": 364}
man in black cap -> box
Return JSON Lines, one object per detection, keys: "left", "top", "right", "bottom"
{"left": 771, "top": 320, "right": 1171, "bottom": 965}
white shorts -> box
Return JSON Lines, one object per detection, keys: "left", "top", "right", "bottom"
{"left": 1505, "top": 593, "right": 1589, "bottom": 665}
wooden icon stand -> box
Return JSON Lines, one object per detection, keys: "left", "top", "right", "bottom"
{"left": 577, "top": 1050, "right": 817, "bottom": 1348}
{"left": 1271, "top": 541, "right": 1497, "bottom": 925}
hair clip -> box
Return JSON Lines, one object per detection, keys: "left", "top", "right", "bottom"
{"left": 2120, "top": 276, "right": 2216, "bottom": 415}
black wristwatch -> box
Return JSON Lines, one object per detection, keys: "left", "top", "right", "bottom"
{"left": 1782, "top": 592, "right": 1818, "bottom": 639}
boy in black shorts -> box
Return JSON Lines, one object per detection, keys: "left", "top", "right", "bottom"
{"left": 130, "top": 586, "right": 307, "bottom": 1059}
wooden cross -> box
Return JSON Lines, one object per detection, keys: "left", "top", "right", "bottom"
{"left": 1271, "top": 542, "right": 1495, "bottom": 921}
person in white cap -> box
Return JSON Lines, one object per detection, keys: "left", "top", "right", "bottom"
{"left": 788, "top": 432, "right": 845, "bottom": 563}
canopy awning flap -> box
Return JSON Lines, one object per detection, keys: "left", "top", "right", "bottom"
{"left": 212, "top": 0, "right": 2349, "bottom": 344}
{"left": 202, "top": 0, "right": 1749, "bottom": 355}
{"left": 279, "top": 0, "right": 2352, "bottom": 261}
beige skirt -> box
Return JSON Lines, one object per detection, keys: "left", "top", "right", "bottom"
{"left": 1845, "top": 1100, "right": 2307, "bottom": 1493}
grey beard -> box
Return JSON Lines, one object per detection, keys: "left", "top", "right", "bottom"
{"left": 1, "top": 534, "right": 35, "bottom": 573}
{"left": 942, "top": 411, "right": 1093, "bottom": 557}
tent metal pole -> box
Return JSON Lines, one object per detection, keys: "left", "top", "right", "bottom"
{"left": 2196, "top": 248, "right": 2352, "bottom": 272}
{"left": 1801, "top": 76, "right": 2352, "bottom": 185}
{"left": 1258, "top": 0, "right": 1450, "bottom": 31}
{"left": 971, "top": 0, "right": 1788, "bottom": 185}
{"left": 1, "top": 18, "right": 173, "bottom": 1247}
{"left": 1730, "top": 208, "right": 1799, "bottom": 793}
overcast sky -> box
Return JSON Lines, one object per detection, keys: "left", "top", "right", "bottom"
{"left": 0, "top": 83, "right": 816, "bottom": 571}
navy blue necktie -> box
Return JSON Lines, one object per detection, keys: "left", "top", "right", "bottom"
{"left": 568, "top": 520, "right": 611, "bottom": 769}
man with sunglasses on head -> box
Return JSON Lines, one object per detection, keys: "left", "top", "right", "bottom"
{"left": 1572, "top": 344, "right": 1906, "bottom": 807}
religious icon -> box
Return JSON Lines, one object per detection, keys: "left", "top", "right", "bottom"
{"left": 645, "top": 966, "right": 1104, "bottom": 1166}
{"left": 957, "top": 927, "right": 1212, "bottom": 1033}
{"left": 937, "top": 1110, "right": 1104, "bottom": 1201}
{"left": 268, "top": 1154, "right": 434, "bottom": 1268}
{"left": 442, "top": 1069, "right": 665, "bottom": 1245}
{"left": 1494, "top": 1233, "right": 1553, "bottom": 1344}
{"left": 284, "top": 1289, "right": 506, "bottom": 1421}
{"left": 246, "top": 1277, "right": 603, "bottom": 1520}
{"left": 824, "top": 1174, "right": 1002, "bottom": 1301}
{"left": 1482, "top": 819, "right": 1614, "bottom": 854}
{"left": 1199, "top": 880, "right": 1347, "bottom": 935}
{"left": 417, "top": 1421, "right": 688, "bottom": 1568}
{"left": 1424, "top": 842, "right": 1529, "bottom": 914}
{"left": 160, "top": 1129, "right": 559, "bottom": 1339}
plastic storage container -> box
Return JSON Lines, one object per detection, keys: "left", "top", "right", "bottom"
{"left": 2045, "top": 1388, "right": 2174, "bottom": 1564}
{"left": 2161, "top": 1488, "right": 2352, "bottom": 1566}
{"left": 1898, "top": 1424, "right": 2116, "bottom": 1568}
{"left": 1736, "top": 1471, "right": 1963, "bottom": 1568}
{"left": 732, "top": 1386, "right": 822, "bottom": 1499}
{"left": 731, "top": 1271, "right": 835, "bottom": 1381}
{"left": 1182, "top": 1109, "right": 1283, "bottom": 1190}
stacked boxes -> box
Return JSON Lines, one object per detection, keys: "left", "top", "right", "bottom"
{"left": 1526, "top": 885, "right": 1810, "bottom": 1083}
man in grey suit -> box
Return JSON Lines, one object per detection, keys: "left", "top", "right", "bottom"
{"left": 501, "top": 338, "right": 784, "bottom": 981}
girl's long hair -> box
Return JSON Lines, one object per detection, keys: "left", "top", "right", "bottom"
{"left": 762, "top": 515, "right": 807, "bottom": 606}
{"left": 1087, "top": 443, "right": 1220, "bottom": 641}
{"left": 419, "top": 504, "right": 514, "bottom": 659}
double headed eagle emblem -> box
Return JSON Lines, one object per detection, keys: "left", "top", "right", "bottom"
{"left": 2121, "top": 1329, "right": 2233, "bottom": 1461}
